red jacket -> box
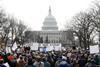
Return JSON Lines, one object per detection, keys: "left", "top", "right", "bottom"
{"left": 8, "top": 55, "right": 14, "bottom": 61}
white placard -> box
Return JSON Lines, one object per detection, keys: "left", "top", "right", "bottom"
{"left": 12, "top": 42, "right": 17, "bottom": 51}
{"left": 31, "top": 43, "right": 39, "bottom": 50}
{"left": 90, "top": 45, "right": 99, "bottom": 54}
{"left": 39, "top": 48, "right": 43, "bottom": 52}
{"left": 54, "top": 43, "right": 62, "bottom": 51}
{"left": 54, "top": 46, "right": 61, "bottom": 51}
{"left": 6, "top": 47, "right": 11, "bottom": 53}
{"left": 46, "top": 46, "right": 54, "bottom": 51}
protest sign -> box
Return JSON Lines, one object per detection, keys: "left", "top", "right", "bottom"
{"left": 6, "top": 47, "right": 11, "bottom": 53}
{"left": 46, "top": 46, "right": 54, "bottom": 51}
{"left": 39, "top": 47, "right": 43, "bottom": 52}
{"left": 39, "top": 47, "right": 46, "bottom": 52}
{"left": 12, "top": 42, "right": 17, "bottom": 51}
{"left": 54, "top": 43, "right": 62, "bottom": 51}
{"left": 30, "top": 43, "right": 39, "bottom": 50}
{"left": 54, "top": 46, "right": 61, "bottom": 51}
{"left": 90, "top": 45, "right": 99, "bottom": 54}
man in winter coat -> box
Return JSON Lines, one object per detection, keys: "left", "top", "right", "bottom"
{"left": 58, "top": 58, "right": 71, "bottom": 67}
{"left": 43, "top": 58, "right": 51, "bottom": 67}
{"left": 34, "top": 56, "right": 44, "bottom": 67}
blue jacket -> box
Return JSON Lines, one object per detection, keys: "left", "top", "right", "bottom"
{"left": 58, "top": 60, "right": 71, "bottom": 67}
{"left": 44, "top": 61, "right": 51, "bottom": 67}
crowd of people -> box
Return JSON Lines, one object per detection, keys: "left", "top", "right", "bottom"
{"left": 0, "top": 46, "right": 100, "bottom": 67}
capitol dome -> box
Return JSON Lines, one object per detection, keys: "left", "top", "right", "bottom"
{"left": 42, "top": 7, "right": 58, "bottom": 30}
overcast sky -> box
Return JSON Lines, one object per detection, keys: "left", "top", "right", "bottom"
{"left": 0, "top": 0, "right": 94, "bottom": 31}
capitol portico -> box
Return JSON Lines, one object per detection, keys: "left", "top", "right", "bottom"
{"left": 38, "top": 31, "right": 62, "bottom": 43}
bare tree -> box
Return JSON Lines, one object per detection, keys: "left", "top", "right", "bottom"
{"left": 71, "top": 12, "right": 95, "bottom": 49}
{"left": 90, "top": 0, "right": 100, "bottom": 45}
{"left": 14, "top": 21, "right": 27, "bottom": 46}
{"left": 0, "top": 7, "right": 29, "bottom": 50}
{"left": 0, "top": 9, "right": 11, "bottom": 48}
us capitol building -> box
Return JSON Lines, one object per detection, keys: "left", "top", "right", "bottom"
{"left": 27, "top": 7, "right": 74, "bottom": 46}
